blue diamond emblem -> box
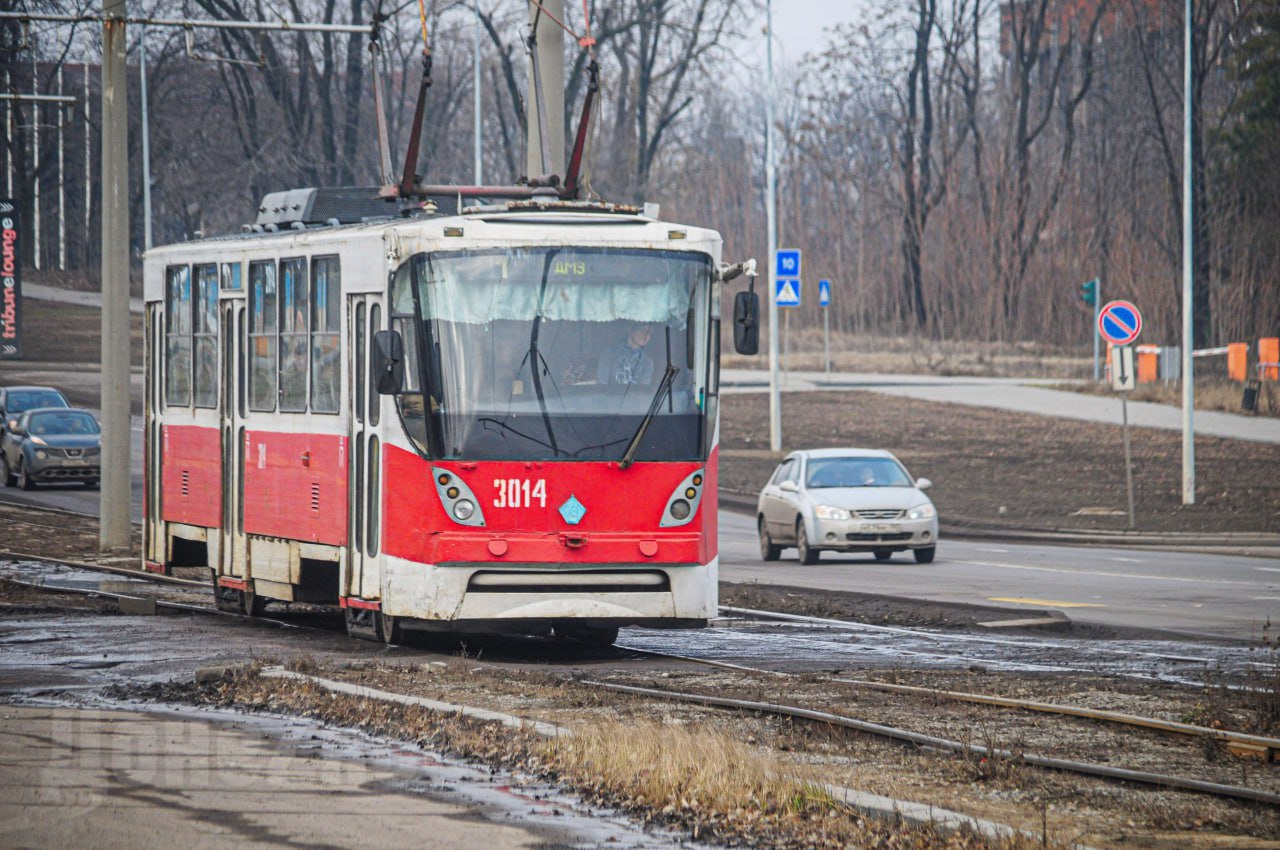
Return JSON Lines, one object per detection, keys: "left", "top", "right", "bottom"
{"left": 559, "top": 495, "right": 587, "bottom": 525}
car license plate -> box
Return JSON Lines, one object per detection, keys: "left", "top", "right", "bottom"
{"left": 869, "top": 523, "right": 893, "bottom": 532}
{"left": 63, "top": 459, "right": 87, "bottom": 466}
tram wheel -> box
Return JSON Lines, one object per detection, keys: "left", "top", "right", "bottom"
{"left": 379, "top": 611, "right": 404, "bottom": 645}
{"left": 241, "top": 585, "right": 267, "bottom": 617}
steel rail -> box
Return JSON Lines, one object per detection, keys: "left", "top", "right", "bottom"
{"left": 620, "top": 642, "right": 1278, "bottom": 760}
{"left": 830, "top": 676, "right": 1280, "bottom": 761}
{"left": 580, "top": 678, "right": 1280, "bottom": 807}
{"left": 1, "top": 572, "right": 303, "bottom": 629}
{"left": 0, "top": 549, "right": 207, "bottom": 588}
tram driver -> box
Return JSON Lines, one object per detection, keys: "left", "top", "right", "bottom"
{"left": 598, "top": 321, "right": 656, "bottom": 385}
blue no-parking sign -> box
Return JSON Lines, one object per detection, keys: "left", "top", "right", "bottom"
{"left": 776, "top": 278, "right": 801, "bottom": 307}
{"left": 818, "top": 279, "right": 830, "bottom": 307}
{"left": 775, "top": 249, "right": 801, "bottom": 279}
{"left": 1098, "top": 300, "right": 1142, "bottom": 346}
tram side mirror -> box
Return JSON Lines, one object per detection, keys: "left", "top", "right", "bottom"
{"left": 733, "top": 291, "right": 760, "bottom": 355}
{"left": 372, "top": 330, "right": 405, "bottom": 395}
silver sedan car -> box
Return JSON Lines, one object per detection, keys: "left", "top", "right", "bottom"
{"left": 756, "top": 449, "right": 938, "bottom": 564}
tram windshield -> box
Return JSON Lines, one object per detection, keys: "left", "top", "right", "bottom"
{"left": 391, "top": 247, "right": 716, "bottom": 462}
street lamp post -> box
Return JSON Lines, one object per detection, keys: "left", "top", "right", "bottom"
{"left": 765, "top": 0, "right": 781, "bottom": 452}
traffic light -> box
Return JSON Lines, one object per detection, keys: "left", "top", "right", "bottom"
{"left": 1080, "top": 278, "right": 1098, "bottom": 307}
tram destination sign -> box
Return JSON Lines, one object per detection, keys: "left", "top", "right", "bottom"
{"left": 0, "top": 199, "right": 20, "bottom": 359}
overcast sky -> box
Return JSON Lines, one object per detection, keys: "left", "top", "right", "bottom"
{"left": 744, "top": 0, "right": 861, "bottom": 68}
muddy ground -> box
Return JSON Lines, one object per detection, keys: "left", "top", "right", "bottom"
{"left": 717, "top": 392, "right": 1280, "bottom": 536}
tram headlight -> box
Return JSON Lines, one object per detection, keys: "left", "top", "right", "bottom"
{"left": 669, "top": 499, "right": 691, "bottom": 521}
{"left": 453, "top": 499, "right": 476, "bottom": 521}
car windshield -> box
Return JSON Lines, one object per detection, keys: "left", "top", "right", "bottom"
{"left": 390, "top": 246, "right": 715, "bottom": 462}
{"left": 805, "top": 457, "right": 912, "bottom": 488}
{"left": 27, "top": 411, "right": 99, "bottom": 436}
{"left": 8, "top": 390, "right": 68, "bottom": 413}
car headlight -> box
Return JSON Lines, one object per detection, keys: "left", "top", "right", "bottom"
{"left": 29, "top": 435, "right": 47, "bottom": 446}
{"left": 453, "top": 499, "right": 476, "bottom": 521}
{"left": 907, "top": 503, "right": 936, "bottom": 520}
{"left": 814, "top": 505, "right": 851, "bottom": 520}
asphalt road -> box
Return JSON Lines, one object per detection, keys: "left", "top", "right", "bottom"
{"left": 718, "top": 510, "right": 1279, "bottom": 642}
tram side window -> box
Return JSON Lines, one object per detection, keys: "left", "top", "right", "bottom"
{"left": 279, "top": 258, "right": 309, "bottom": 412}
{"left": 310, "top": 257, "right": 340, "bottom": 414}
{"left": 193, "top": 264, "right": 219, "bottom": 408}
{"left": 165, "top": 265, "right": 192, "bottom": 407}
{"left": 248, "top": 261, "right": 277, "bottom": 411}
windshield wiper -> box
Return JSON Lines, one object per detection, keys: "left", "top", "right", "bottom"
{"left": 529, "top": 253, "right": 562, "bottom": 457}
{"left": 618, "top": 365, "right": 679, "bottom": 470}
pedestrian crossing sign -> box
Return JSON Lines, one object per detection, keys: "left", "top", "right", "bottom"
{"left": 776, "top": 278, "right": 801, "bottom": 307}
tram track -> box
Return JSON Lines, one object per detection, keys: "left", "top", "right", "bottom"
{"left": 5, "top": 553, "right": 1280, "bottom": 814}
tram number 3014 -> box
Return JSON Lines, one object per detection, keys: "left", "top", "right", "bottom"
{"left": 493, "top": 478, "right": 547, "bottom": 509}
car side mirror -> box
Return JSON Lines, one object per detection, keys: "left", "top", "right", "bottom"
{"left": 9, "top": 424, "right": 24, "bottom": 437}
{"left": 779, "top": 479, "right": 799, "bottom": 493}
{"left": 733, "top": 291, "right": 760, "bottom": 355}
{"left": 372, "top": 330, "right": 405, "bottom": 395}
{"left": 915, "top": 477, "right": 932, "bottom": 491}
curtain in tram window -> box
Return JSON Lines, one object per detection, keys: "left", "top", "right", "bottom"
{"left": 412, "top": 250, "right": 701, "bottom": 326}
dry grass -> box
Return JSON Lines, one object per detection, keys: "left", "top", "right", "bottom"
{"left": 544, "top": 719, "right": 829, "bottom": 819}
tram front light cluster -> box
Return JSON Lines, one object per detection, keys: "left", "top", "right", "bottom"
{"left": 432, "top": 468, "right": 486, "bottom": 527}
{"left": 660, "top": 469, "right": 705, "bottom": 528}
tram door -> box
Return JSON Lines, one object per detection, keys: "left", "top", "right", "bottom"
{"left": 219, "top": 302, "right": 247, "bottom": 579}
{"left": 346, "top": 296, "right": 384, "bottom": 601}
{"left": 144, "top": 304, "right": 164, "bottom": 566}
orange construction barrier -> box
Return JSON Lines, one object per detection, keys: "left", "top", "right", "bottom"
{"left": 1227, "top": 342, "right": 1249, "bottom": 382}
{"left": 1261, "top": 337, "right": 1279, "bottom": 381}
{"left": 1137, "top": 349, "right": 1158, "bottom": 383}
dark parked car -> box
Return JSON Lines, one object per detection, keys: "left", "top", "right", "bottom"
{"left": 0, "top": 407, "right": 102, "bottom": 490}
{"left": 0, "top": 386, "right": 70, "bottom": 437}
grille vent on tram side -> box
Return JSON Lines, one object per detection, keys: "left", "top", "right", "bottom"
{"left": 310, "top": 482, "right": 321, "bottom": 513}
{"left": 181, "top": 469, "right": 190, "bottom": 498}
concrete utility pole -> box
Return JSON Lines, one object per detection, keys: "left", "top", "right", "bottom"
{"left": 473, "top": 0, "right": 483, "bottom": 185}
{"left": 1180, "top": 0, "right": 1195, "bottom": 505}
{"left": 100, "top": 0, "right": 131, "bottom": 550}
{"left": 525, "top": 0, "right": 564, "bottom": 178}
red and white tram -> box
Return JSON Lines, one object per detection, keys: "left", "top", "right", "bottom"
{"left": 143, "top": 190, "right": 757, "bottom": 644}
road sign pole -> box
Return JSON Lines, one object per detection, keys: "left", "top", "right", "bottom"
{"left": 823, "top": 307, "right": 830, "bottom": 374}
{"left": 1122, "top": 393, "right": 1135, "bottom": 530}
{"left": 783, "top": 309, "right": 789, "bottom": 382}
